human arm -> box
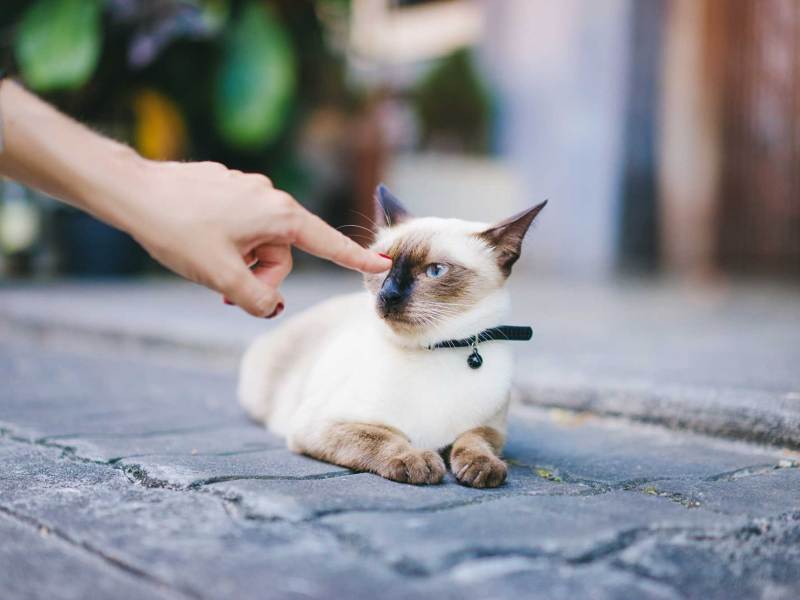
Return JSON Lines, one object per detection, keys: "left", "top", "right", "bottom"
{"left": 0, "top": 78, "right": 391, "bottom": 316}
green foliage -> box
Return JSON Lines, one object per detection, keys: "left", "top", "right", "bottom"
{"left": 413, "top": 49, "right": 492, "bottom": 154}
{"left": 14, "top": 0, "right": 103, "bottom": 92}
{"left": 214, "top": 1, "right": 296, "bottom": 150}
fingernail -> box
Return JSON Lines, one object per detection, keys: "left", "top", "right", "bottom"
{"left": 378, "top": 253, "right": 391, "bottom": 260}
{"left": 223, "top": 297, "right": 234, "bottom": 306}
{"left": 266, "top": 302, "right": 284, "bottom": 319}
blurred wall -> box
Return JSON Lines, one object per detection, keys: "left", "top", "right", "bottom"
{"left": 659, "top": 0, "right": 800, "bottom": 279}
{"left": 481, "top": 0, "right": 631, "bottom": 277}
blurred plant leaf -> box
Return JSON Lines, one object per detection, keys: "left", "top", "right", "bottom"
{"left": 15, "top": 0, "right": 103, "bottom": 92}
{"left": 200, "top": 0, "right": 231, "bottom": 33}
{"left": 414, "top": 49, "right": 491, "bottom": 154}
{"left": 214, "top": 2, "right": 296, "bottom": 150}
{"left": 132, "top": 89, "right": 188, "bottom": 161}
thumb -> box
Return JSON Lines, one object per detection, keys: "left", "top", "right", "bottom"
{"left": 221, "top": 263, "right": 283, "bottom": 318}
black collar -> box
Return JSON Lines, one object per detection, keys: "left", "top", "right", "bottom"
{"left": 428, "top": 325, "right": 533, "bottom": 369}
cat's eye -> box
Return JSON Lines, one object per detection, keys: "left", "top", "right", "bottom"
{"left": 425, "top": 263, "right": 449, "bottom": 278}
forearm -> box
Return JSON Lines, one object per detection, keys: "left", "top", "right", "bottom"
{"left": 0, "top": 79, "right": 146, "bottom": 233}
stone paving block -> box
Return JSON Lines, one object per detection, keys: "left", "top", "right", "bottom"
{"left": 0, "top": 438, "right": 123, "bottom": 500}
{"left": 0, "top": 440, "right": 444, "bottom": 600}
{"left": 53, "top": 423, "right": 285, "bottom": 463}
{"left": 207, "top": 466, "right": 588, "bottom": 521}
{"left": 116, "top": 448, "right": 348, "bottom": 488}
{"left": 635, "top": 466, "right": 800, "bottom": 518}
{"left": 0, "top": 512, "right": 180, "bottom": 600}
{"left": 1, "top": 412, "right": 248, "bottom": 448}
{"left": 439, "top": 558, "right": 679, "bottom": 600}
{"left": 320, "top": 491, "right": 737, "bottom": 573}
{"left": 506, "top": 408, "right": 782, "bottom": 484}
{"left": 0, "top": 344, "right": 242, "bottom": 440}
{"left": 613, "top": 512, "right": 800, "bottom": 600}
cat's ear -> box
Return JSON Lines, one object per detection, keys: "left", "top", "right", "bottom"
{"left": 374, "top": 184, "right": 411, "bottom": 228}
{"left": 478, "top": 200, "right": 547, "bottom": 276}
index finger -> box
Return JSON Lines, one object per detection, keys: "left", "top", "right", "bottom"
{"left": 292, "top": 208, "right": 391, "bottom": 273}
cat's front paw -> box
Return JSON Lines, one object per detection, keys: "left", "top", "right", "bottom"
{"left": 452, "top": 453, "right": 507, "bottom": 488}
{"left": 379, "top": 449, "right": 446, "bottom": 485}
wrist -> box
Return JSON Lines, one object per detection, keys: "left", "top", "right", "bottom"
{"left": 0, "top": 80, "right": 153, "bottom": 235}
{"left": 76, "top": 143, "right": 153, "bottom": 234}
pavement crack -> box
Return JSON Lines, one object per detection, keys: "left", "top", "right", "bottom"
{"left": 40, "top": 422, "right": 241, "bottom": 443}
{"left": 189, "top": 470, "right": 356, "bottom": 489}
{"left": 507, "top": 460, "right": 610, "bottom": 490}
{"left": 704, "top": 459, "right": 799, "bottom": 482}
{"left": 120, "top": 464, "right": 185, "bottom": 491}
{"left": 0, "top": 504, "right": 198, "bottom": 600}
{"left": 436, "top": 522, "right": 731, "bottom": 580}
{"left": 638, "top": 484, "right": 703, "bottom": 509}
{"left": 567, "top": 528, "right": 651, "bottom": 564}
{"left": 4, "top": 424, "right": 353, "bottom": 492}
{"left": 607, "top": 559, "right": 686, "bottom": 599}
{"left": 306, "top": 492, "right": 523, "bottom": 522}
{"left": 439, "top": 546, "right": 555, "bottom": 576}
{"left": 508, "top": 458, "right": 675, "bottom": 496}
{"left": 105, "top": 445, "right": 278, "bottom": 463}
{"left": 436, "top": 529, "right": 647, "bottom": 575}
{"left": 309, "top": 519, "right": 433, "bottom": 576}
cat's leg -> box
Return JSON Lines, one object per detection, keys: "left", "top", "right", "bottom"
{"left": 291, "top": 422, "right": 446, "bottom": 485}
{"left": 449, "top": 426, "right": 507, "bottom": 488}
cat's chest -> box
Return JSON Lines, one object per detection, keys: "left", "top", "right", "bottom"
{"left": 376, "top": 342, "right": 511, "bottom": 403}
{"left": 306, "top": 328, "right": 514, "bottom": 448}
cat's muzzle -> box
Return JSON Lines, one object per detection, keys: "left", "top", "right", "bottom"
{"left": 376, "top": 293, "right": 409, "bottom": 321}
{"left": 377, "top": 274, "right": 413, "bottom": 322}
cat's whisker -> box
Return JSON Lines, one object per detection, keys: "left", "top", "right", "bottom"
{"left": 337, "top": 223, "right": 376, "bottom": 236}
{"left": 348, "top": 209, "right": 381, "bottom": 231}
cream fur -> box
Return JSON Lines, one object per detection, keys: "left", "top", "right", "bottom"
{"left": 238, "top": 218, "right": 515, "bottom": 452}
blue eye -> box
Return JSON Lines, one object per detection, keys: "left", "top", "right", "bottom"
{"left": 425, "top": 263, "right": 449, "bottom": 278}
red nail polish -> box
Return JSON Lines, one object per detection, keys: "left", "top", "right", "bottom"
{"left": 379, "top": 253, "right": 391, "bottom": 260}
{"left": 223, "top": 297, "right": 234, "bottom": 306}
{"left": 266, "top": 303, "right": 284, "bottom": 319}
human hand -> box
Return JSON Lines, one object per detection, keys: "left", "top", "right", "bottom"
{"left": 0, "top": 80, "right": 390, "bottom": 315}
{"left": 124, "top": 159, "right": 391, "bottom": 317}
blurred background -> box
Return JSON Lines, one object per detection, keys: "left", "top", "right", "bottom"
{"left": 0, "top": 0, "right": 797, "bottom": 281}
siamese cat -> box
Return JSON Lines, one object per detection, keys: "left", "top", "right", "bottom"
{"left": 239, "top": 185, "right": 546, "bottom": 488}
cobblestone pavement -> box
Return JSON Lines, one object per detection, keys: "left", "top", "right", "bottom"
{"left": 2, "top": 340, "right": 799, "bottom": 599}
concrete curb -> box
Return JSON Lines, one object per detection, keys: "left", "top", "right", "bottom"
{"left": 521, "top": 382, "right": 800, "bottom": 451}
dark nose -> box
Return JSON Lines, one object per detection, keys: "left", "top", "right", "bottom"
{"left": 378, "top": 276, "right": 404, "bottom": 307}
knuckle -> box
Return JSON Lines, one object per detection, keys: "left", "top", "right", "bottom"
{"left": 245, "top": 173, "right": 271, "bottom": 188}
{"left": 273, "top": 195, "right": 301, "bottom": 236}
{"left": 274, "top": 190, "right": 297, "bottom": 212}
{"left": 255, "top": 173, "right": 273, "bottom": 187}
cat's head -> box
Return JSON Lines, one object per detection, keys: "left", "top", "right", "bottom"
{"left": 365, "top": 184, "right": 546, "bottom": 340}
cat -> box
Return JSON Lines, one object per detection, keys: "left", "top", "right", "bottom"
{"left": 238, "top": 184, "right": 546, "bottom": 488}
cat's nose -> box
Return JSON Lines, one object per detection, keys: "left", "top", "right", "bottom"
{"left": 378, "top": 277, "right": 406, "bottom": 311}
